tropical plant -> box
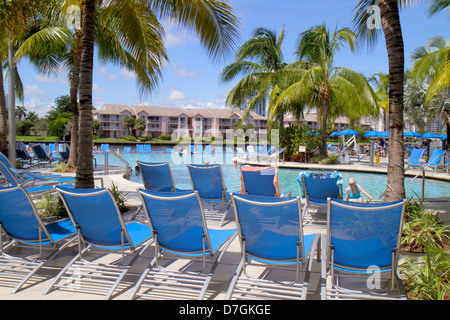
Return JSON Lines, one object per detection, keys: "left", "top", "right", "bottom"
{"left": 369, "top": 71, "right": 389, "bottom": 131}
{"left": 220, "top": 25, "right": 290, "bottom": 126}
{"left": 271, "top": 24, "right": 379, "bottom": 158}
{"left": 76, "top": 0, "right": 240, "bottom": 188}
{"left": 135, "top": 117, "right": 146, "bottom": 136}
{"left": 109, "top": 181, "right": 128, "bottom": 213}
{"left": 408, "top": 35, "right": 449, "bottom": 148}
{"left": 352, "top": 0, "right": 449, "bottom": 201}
{"left": 123, "top": 116, "right": 135, "bottom": 136}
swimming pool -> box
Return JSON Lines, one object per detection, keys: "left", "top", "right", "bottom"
{"left": 94, "top": 150, "right": 450, "bottom": 199}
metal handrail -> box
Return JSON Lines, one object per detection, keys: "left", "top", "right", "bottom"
{"left": 103, "top": 150, "right": 130, "bottom": 174}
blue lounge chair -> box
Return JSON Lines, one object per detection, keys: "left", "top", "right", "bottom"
{"left": 405, "top": 148, "right": 425, "bottom": 170}
{"left": 129, "top": 189, "right": 236, "bottom": 300}
{"left": 240, "top": 165, "right": 289, "bottom": 197}
{"left": 101, "top": 144, "right": 110, "bottom": 153}
{"left": 322, "top": 198, "right": 407, "bottom": 300}
{"left": 226, "top": 193, "right": 321, "bottom": 300}
{"left": 0, "top": 186, "right": 77, "bottom": 294}
{"left": 226, "top": 147, "right": 234, "bottom": 153}
{"left": 122, "top": 146, "right": 131, "bottom": 153}
{"left": 137, "top": 161, "right": 189, "bottom": 192}
{"left": 0, "top": 152, "right": 62, "bottom": 182}
{"left": 32, "top": 143, "right": 55, "bottom": 165}
{"left": 45, "top": 186, "right": 153, "bottom": 299}
{"left": 204, "top": 145, "right": 212, "bottom": 154}
{"left": 186, "top": 164, "right": 230, "bottom": 225}
{"left": 298, "top": 171, "right": 343, "bottom": 224}
{"left": 58, "top": 143, "right": 70, "bottom": 162}
{"left": 0, "top": 157, "right": 74, "bottom": 195}
{"left": 144, "top": 144, "right": 151, "bottom": 153}
{"left": 137, "top": 144, "right": 145, "bottom": 153}
{"left": 165, "top": 147, "right": 173, "bottom": 153}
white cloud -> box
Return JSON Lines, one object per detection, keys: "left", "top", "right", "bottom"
{"left": 24, "top": 84, "right": 46, "bottom": 97}
{"left": 163, "top": 20, "right": 197, "bottom": 48}
{"left": 167, "top": 90, "right": 185, "bottom": 101}
{"left": 176, "top": 68, "right": 196, "bottom": 78}
{"left": 24, "top": 99, "right": 52, "bottom": 117}
{"left": 93, "top": 83, "right": 107, "bottom": 93}
{"left": 34, "top": 74, "right": 67, "bottom": 84}
{"left": 120, "top": 68, "right": 136, "bottom": 79}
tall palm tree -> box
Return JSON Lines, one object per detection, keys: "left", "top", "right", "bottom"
{"left": 408, "top": 35, "right": 449, "bottom": 147}
{"left": 220, "top": 26, "right": 288, "bottom": 126}
{"left": 76, "top": 0, "right": 240, "bottom": 188}
{"left": 15, "top": 0, "right": 167, "bottom": 167}
{"left": 0, "top": 0, "right": 44, "bottom": 156}
{"left": 272, "top": 24, "right": 379, "bottom": 158}
{"left": 353, "top": 0, "right": 448, "bottom": 201}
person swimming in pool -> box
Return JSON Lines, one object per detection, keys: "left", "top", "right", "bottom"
{"left": 344, "top": 178, "right": 373, "bottom": 201}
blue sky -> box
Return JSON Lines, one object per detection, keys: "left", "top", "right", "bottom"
{"left": 14, "top": 0, "right": 449, "bottom": 117}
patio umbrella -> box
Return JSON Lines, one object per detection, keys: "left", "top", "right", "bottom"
{"left": 378, "top": 131, "right": 389, "bottom": 138}
{"left": 330, "top": 131, "right": 341, "bottom": 137}
{"left": 421, "top": 133, "right": 441, "bottom": 139}
{"left": 404, "top": 131, "right": 422, "bottom": 138}
{"left": 439, "top": 134, "right": 447, "bottom": 140}
{"left": 336, "top": 129, "right": 360, "bottom": 136}
{"left": 364, "top": 130, "right": 381, "bottom": 137}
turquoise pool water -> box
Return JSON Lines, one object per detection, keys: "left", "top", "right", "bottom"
{"left": 94, "top": 151, "right": 450, "bottom": 199}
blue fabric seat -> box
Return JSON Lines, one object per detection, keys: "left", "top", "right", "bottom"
{"left": 137, "top": 161, "right": 189, "bottom": 192}
{"left": 0, "top": 186, "right": 77, "bottom": 294}
{"left": 322, "top": 198, "right": 407, "bottom": 300}
{"left": 44, "top": 186, "right": 153, "bottom": 299}
{"left": 226, "top": 193, "right": 320, "bottom": 300}
{"left": 129, "top": 189, "right": 237, "bottom": 300}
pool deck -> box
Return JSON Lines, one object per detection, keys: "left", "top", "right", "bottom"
{"left": 0, "top": 156, "right": 449, "bottom": 301}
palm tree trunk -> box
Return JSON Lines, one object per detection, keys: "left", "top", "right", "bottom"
{"left": 0, "top": 63, "right": 8, "bottom": 156}
{"left": 319, "top": 99, "right": 329, "bottom": 158}
{"left": 379, "top": 0, "right": 405, "bottom": 201}
{"left": 75, "top": 0, "right": 96, "bottom": 188}
{"left": 67, "top": 33, "right": 81, "bottom": 168}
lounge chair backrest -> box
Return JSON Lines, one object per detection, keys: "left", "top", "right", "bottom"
{"left": 187, "top": 164, "right": 226, "bottom": 200}
{"left": 144, "top": 145, "right": 151, "bottom": 153}
{"left": 407, "top": 148, "right": 424, "bottom": 164}
{"left": 0, "top": 152, "right": 14, "bottom": 170}
{"left": 302, "top": 173, "right": 340, "bottom": 200}
{"left": 139, "top": 189, "right": 211, "bottom": 254}
{"left": 137, "top": 144, "right": 144, "bottom": 153}
{"left": 327, "top": 199, "right": 405, "bottom": 270}
{"left": 232, "top": 193, "right": 303, "bottom": 262}
{"left": 57, "top": 187, "right": 132, "bottom": 248}
{"left": 0, "top": 160, "right": 19, "bottom": 186}
{"left": 122, "top": 146, "right": 131, "bottom": 153}
{"left": 101, "top": 144, "right": 110, "bottom": 153}
{"left": 427, "top": 149, "right": 445, "bottom": 166}
{"left": 241, "top": 166, "right": 278, "bottom": 197}
{"left": 138, "top": 161, "right": 175, "bottom": 192}
{"left": 0, "top": 186, "right": 50, "bottom": 242}
{"left": 33, "top": 144, "right": 51, "bottom": 160}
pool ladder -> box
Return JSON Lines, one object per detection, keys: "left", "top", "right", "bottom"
{"left": 103, "top": 150, "right": 130, "bottom": 175}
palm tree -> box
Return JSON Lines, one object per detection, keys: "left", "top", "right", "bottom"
{"left": 220, "top": 26, "right": 288, "bottom": 126}
{"left": 272, "top": 24, "right": 379, "bottom": 158}
{"left": 15, "top": 0, "right": 167, "bottom": 168}
{"left": 408, "top": 35, "right": 449, "bottom": 147}
{"left": 353, "top": 0, "right": 449, "bottom": 201}
{"left": 123, "top": 116, "right": 135, "bottom": 136}
{"left": 76, "top": 0, "right": 240, "bottom": 188}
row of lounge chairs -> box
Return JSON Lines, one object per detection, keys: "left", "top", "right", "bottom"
{"left": 405, "top": 148, "right": 449, "bottom": 173}
{"left": 16, "top": 142, "right": 71, "bottom": 166}
{"left": 0, "top": 150, "right": 408, "bottom": 300}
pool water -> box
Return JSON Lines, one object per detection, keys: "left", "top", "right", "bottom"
{"left": 94, "top": 151, "right": 450, "bottom": 199}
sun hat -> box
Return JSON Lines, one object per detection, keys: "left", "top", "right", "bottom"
{"left": 348, "top": 178, "right": 356, "bottom": 185}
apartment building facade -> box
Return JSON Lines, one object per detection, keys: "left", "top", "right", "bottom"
{"left": 93, "top": 105, "right": 267, "bottom": 139}
{"left": 93, "top": 104, "right": 390, "bottom": 140}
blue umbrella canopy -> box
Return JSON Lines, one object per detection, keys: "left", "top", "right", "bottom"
{"left": 378, "top": 131, "right": 389, "bottom": 138}
{"left": 440, "top": 134, "right": 447, "bottom": 140}
{"left": 330, "top": 131, "right": 341, "bottom": 137}
{"left": 422, "top": 133, "right": 441, "bottom": 139}
{"left": 404, "top": 131, "right": 422, "bottom": 138}
{"left": 336, "top": 129, "right": 360, "bottom": 136}
{"left": 364, "top": 130, "right": 381, "bottom": 137}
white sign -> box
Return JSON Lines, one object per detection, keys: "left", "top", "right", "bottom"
{"left": 299, "top": 146, "right": 306, "bottom": 152}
